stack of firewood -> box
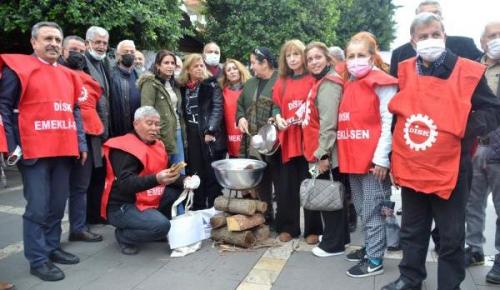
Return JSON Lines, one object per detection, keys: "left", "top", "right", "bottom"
{"left": 210, "top": 196, "right": 270, "bottom": 248}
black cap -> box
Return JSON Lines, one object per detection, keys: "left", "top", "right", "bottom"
{"left": 253, "top": 47, "right": 276, "bottom": 68}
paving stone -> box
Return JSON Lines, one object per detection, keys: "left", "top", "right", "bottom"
{"left": 0, "top": 212, "right": 22, "bottom": 248}
{"left": 273, "top": 251, "right": 374, "bottom": 290}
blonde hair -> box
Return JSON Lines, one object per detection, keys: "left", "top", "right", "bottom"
{"left": 177, "top": 53, "right": 211, "bottom": 86}
{"left": 343, "top": 31, "right": 389, "bottom": 80}
{"left": 278, "top": 39, "right": 307, "bottom": 78}
{"left": 219, "top": 59, "right": 251, "bottom": 88}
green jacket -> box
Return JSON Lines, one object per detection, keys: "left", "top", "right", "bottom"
{"left": 236, "top": 71, "right": 278, "bottom": 157}
{"left": 138, "top": 73, "right": 183, "bottom": 154}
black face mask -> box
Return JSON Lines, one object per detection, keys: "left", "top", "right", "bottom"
{"left": 66, "top": 51, "right": 86, "bottom": 70}
{"left": 121, "top": 54, "right": 135, "bottom": 68}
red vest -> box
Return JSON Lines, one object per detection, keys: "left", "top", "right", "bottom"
{"left": 0, "top": 116, "right": 7, "bottom": 153}
{"left": 75, "top": 70, "right": 104, "bottom": 136}
{"left": 390, "top": 57, "right": 485, "bottom": 199}
{"left": 302, "top": 73, "right": 343, "bottom": 162}
{"left": 272, "top": 75, "right": 315, "bottom": 163}
{"left": 0, "top": 54, "right": 81, "bottom": 159}
{"left": 223, "top": 86, "right": 243, "bottom": 157}
{"left": 100, "top": 133, "right": 168, "bottom": 218}
{"left": 337, "top": 70, "right": 398, "bottom": 174}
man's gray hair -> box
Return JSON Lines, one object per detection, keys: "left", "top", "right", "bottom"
{"left": 63, "top": 35, "right": 85, "bottom": 48}
{"left": 203, "top": 41, "right": 220, "bottom": 53}
{"left": 116, "top": 40, "right": 135, "bottom": 53}
{"left": 416, "top": 1, "right": 442, "bottom": 15}
{"left": 134, "top": 106, "right": 160, "bottom": 121}
{"left": 410, "top": 12, "right": 444, "bottom": 36}
{"left": 328, "top": 46, "right": 345, "bottom": 61}
{"left": 31, "top": 21, "right": 63, "bottom": 39}
{"left": 85, "top": 26, "right": 109, "bottom": 41}
{"left": 482, "top": 21, "right": 500, "bottom": 39}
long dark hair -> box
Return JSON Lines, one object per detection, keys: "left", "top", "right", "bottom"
{"left": 151, "top": 49, "right": 177, "bottom": 80}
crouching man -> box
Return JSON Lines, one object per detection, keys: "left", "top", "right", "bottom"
{"left": 100, "top": 106, "right": 183, "bottom": 255}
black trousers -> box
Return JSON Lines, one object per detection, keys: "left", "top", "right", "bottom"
{"left": 276, "top": 156, "right": 322, "bottom": 237}
{"left": 318, "top": 168, "right": 350, "bottom": 252}
{"left": 186, "top": 123, "right": 223, "bottom": 210}
{"left": 86, "top": 151, "right": 106, "bottom": 224}
{"left": 399, "top": 168, "right": 469, "bottom": 290}
{"left": 252, "top": 150, "right": 283, "bottom": 224}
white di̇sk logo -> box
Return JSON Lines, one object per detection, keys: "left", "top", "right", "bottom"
{"left": 403, "top": 114, "right": 438, "bottom": 151}
{"left": 301, "top": 90, "right": 314, "bottom": 127}
{"left": 78, "top": 86, "right": 88, "bottom": 103}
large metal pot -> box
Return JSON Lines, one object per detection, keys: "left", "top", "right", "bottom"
{"left": 251, "top": 123, "right": 279, "bottom": 156}
{"left": 211, "top": 159, "right": 267, "bottom": 190}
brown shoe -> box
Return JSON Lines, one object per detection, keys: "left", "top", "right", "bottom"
{"left": 278, "top": 232, "right": 293, "bottom": 242}
{"left": 0, "top": 282, "right": 15, "bottom": 290}
{"left": 305, "top": 234, "right": 319, "bottom": 245}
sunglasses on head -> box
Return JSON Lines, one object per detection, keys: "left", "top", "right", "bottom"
{"left": 254, "top": 48, "right": 266, "bottom": 58}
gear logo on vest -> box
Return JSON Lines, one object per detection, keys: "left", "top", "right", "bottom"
{"left": 78, "top": 86, "right": 88, "bottom": 103}
{"left": 403, "top": 114, "right": 438, "bottom": 151}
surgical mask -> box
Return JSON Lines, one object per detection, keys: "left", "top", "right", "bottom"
{"left": 416, "top": 38, "right": 446, "bottom": 62}
{"left": 174, "top": 70, "right": 181, "bottom": 79}
{"left": 120, "top": 54, "right": 135, "bottom": 68}
{"left": 486, "top": 38, "right": 500, "bottom": 60}
{"left": 204, "top": 53, "right": 220, "bottom": 66}
{"left": 88, "top": 48, "right": 106, "bottom": 61}
{"left": 347, "top": 57, "right": 373, "bottom": 78}
{"left": 66, "top": 51, "right": 86, "bottom": 70}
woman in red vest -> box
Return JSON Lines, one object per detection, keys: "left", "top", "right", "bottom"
{"left": 219, "top": 59, "right": 251, "bottom": 157}
{"left": 302, "top": 41, "right": 350, "bottom": 256}
{"left": 337, "top": 32, "right": 398, "bottom": 278}
{"left": 272, "top": 39, "right": 322, "bottom": 244}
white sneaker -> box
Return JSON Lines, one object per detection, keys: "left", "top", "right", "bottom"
{"left": 312, "top": 246, "right": 344, "bottom": 257}
{"left": 318, "top": 235, "right": 323, "bottom": 242}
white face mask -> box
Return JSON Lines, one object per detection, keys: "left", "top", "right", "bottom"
{"left": 486, "top": 38, "right": 500, "bottom": 60}
{"left": 416, "top": 38, "right": 446, "bottom": 62}
{"left": 88, "top": 48, "right": 106, "bottom": 61}
{"left": 174, "top": 70, "right": 181, "bottom": 79}
{"left": 204, "top": 53, "right": 220, "bottom": 66}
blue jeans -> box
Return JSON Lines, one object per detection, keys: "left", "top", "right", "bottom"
{"left": 106, "top": 187, "right": 182, "bottom": 245}
{"left": 169, "top": 128, "right": 185, "bottom": 175}
{"left": 19, "top": 157, "right": 73, "bottom": 267}
{"left": 107, "top": 204, "right": 171, "bottom": 245}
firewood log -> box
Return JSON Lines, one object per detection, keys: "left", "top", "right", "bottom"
{"left": 252, "top": 225, "right": 270, "bottom": 242}
{"left": 210, "top": 213, "right": 229, "bottom": 229}
{"left": 214, "top": 196, "right": 257, "bottom": 215}
{"left": 226, "top": 214, "right": 265, "bottom": 232}
{"left": 211, "top": 227, "right": 256, "bottom": 248}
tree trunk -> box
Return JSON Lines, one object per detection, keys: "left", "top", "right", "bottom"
{"left": 211, "top": 227, "right": 256, "bottom": 248}
{"left": 252, "top": 225, "right": 270, "bottom": 242}
{"left": 226, "top": 214, "right": 265, "bottom": 232}
{"left": 210, "top": 213, "right": 229, "bottom": 229}
{"left": 213, "top": 196, "right": 268, "bottom": 215}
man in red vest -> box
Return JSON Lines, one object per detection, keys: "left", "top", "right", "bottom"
{"left": 100, "top": 106, "right": 183, "bottom": 255}
{"left": 0, "top": 22, "right": 88, "bottom": 281}
{"left": 382, "top": 13, "right": 500, "bottom": 290}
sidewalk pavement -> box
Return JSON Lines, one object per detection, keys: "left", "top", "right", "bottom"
{"left": 0, "top": 168, "right": 499, "bottom": 290}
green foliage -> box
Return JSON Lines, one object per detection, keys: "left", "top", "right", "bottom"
{"left": 335, "top": 0, "right": 397, "bottom": 50}
{"left": 0, "top": 0, "right": 191, "bottom": 51}
{"left": 203, "top": 0, "right": 341, "bottom": 61}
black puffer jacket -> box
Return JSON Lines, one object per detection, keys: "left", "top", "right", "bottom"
{"left": 180, "top": 77, "right": 227, "bottom": 153}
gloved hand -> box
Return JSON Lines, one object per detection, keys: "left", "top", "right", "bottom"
{"left": 275, "top": 114, "right": 288, "bottom": 130}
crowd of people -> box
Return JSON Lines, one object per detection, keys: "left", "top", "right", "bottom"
{"left": 0, "top": 1, "right": 499, "bottom": 290}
